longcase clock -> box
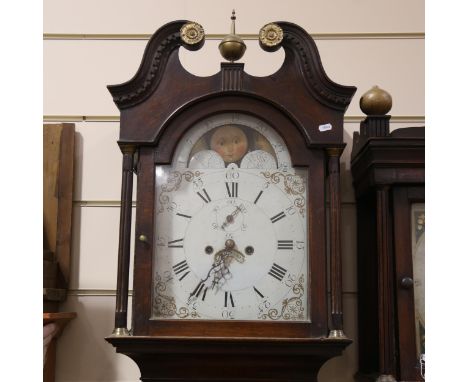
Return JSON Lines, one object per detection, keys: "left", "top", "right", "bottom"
{"left": 106, "top": 17, "right": 356, "bottom": 381}
{"left": 351, "top": 87, "right": 425, "bottom": 382}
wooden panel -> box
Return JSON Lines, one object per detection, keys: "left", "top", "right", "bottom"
{"left": 44, "top": 126, "right": 61, "bottom": 252}
{"left": 44, "top": 123, "right": 75, "bottom": 286}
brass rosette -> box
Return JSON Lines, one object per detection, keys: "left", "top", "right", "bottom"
{"left": 259, "top": 23, "right": 283, "bottom": 52}
{"left": 180, "top": 22, "right": 205, "bottom": 50}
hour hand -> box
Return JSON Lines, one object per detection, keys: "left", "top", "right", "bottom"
{"left": 214, "top": 239, "right": 245, "bottom": 264}
{"left": 214, "top": 248, "right": 245, "bottom": 265}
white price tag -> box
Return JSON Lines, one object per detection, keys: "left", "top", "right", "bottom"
{"left": 319, "top": 123, "right": 332, "bottom": 132}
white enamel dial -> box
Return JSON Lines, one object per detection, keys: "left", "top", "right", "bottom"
{"left": 152, "top": 114, "right": 308, "bottom": 322}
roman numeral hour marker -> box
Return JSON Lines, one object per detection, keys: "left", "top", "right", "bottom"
{"left": 224, "top": 291, "right": 235, "bottom": 307}
{"left": 191, "top": 281, "right": 208, "bottom": 301}
{"left": 197, "top": 188, "right": 211, "bottom": 203}
{"left": 176, "top": 213, "right": 192, "bottom": 219}
{"left": 225, "top": 182, "right": 238, "bottom": 198}
{"left": 253, "top": 287, "right": 264, "bottom": 298}
{"left": 168, "top": 238, "right": 183, "bottom": 248}
{"left": 268, "top": 263, "right": 287, "bottom": 282}
{"left": 173, "top": 260, "right": 190, "bottom": 281}
{"left": 254, "top": 190, "right": 263, "bottom": 204}
{"left": 277, "top": 240, "right": 294, "bottom": 250}
{"left": 270, "top": 211, "right": 286, "bottom": 223}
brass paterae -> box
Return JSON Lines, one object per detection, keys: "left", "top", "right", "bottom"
{"left": 259, "top": 23, "right": 284, "bottom": 48}
{"left": 180, "top": 22, "right": 205, "bottom": 46}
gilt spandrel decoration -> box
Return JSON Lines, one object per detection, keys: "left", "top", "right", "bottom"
{"left": 156, "top": 170, "right": 201, "bottom": 214}
{"left": 260, "top": 172, "right": 306, "bottom": 218}
{"left": 153, "top": 270, "right": 306, "bottom": 322}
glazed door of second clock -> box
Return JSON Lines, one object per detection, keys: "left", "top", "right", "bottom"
{"left": 393, "top": 186, "right": 425, "bottom": 381}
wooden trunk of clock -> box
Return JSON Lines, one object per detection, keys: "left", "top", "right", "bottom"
{"left": 106, "top": 20, "right": 356, "bottom": 381}
{"left": 351, "top": 121, "right": 425, "bottom": 382}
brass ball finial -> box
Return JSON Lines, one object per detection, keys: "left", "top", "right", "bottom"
{"left": 360, "top": 85, "right": 393, "bottom": 115}
{"left": 218, "top": 9, "right": 246, "bottom": 62}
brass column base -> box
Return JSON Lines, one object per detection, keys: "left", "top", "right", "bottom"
{"left": 328, "top": 330, "right": 347, "bottom": 339}
{"left": 112, "top": 327, "right": 130, "bottom": 336}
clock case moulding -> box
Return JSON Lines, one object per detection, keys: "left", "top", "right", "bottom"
{"left": 106, "top": 19, "right": 356, "bottom": 382}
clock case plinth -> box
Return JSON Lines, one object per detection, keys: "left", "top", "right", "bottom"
{"left": 107, "top": 336, "right": 352, "bottom": 382}
{"left": 106, "top": 20, "right": 356, "bottom": 381}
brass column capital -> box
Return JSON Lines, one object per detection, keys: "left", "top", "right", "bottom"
{"left": 119, "top": 143, "right": 137, "bottom": 155}
{"left": 326, "top": 147, "right": 345, "bottom": 157}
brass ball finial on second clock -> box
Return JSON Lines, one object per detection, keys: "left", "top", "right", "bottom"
{"left": 360, "top": 85, "right": 393, "bottom": 115}
{"left": 218, "top": 10, "right": 246, "bottom": 62}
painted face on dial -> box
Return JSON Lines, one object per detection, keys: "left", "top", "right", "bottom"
{"left": 210, "top": 125, "right": 248, "bottom": 163}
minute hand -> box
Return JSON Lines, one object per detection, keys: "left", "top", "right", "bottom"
{"left": 187, "top": 261, "right": 219, "bottom": 304}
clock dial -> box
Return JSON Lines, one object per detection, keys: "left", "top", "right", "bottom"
{"left": 152, "top": 114, "right": 308, "bottom": 322}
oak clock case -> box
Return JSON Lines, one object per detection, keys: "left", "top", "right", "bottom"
{"left": 106, "top": 19, "right": 356, "bottom": 382}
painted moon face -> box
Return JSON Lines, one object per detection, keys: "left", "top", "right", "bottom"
{"left": 209, "top": 125, "right": 248, "bottom": 164}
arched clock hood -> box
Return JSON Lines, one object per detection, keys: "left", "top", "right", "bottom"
{"left": 107, "top": 20, "right": 355, "bottom": 145}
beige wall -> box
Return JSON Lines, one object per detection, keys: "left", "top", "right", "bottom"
{"left": 44, "top": 1, "right": 424, "bottom": 381}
